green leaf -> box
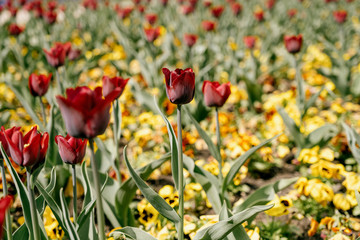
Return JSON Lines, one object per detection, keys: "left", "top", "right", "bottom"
{"left": 1, "top": 144, "right": 33, "bottom": 238}
{"left": 306, "top": 124, "right": 338, "bottom": 148}
{"left": 219, "top": 202, "right": 250, "bottom": 240}
{"left": 115, "top": 153, "right": 170, "bottom": 226}
{"left": 356, "top": 191, "right": 360, "bottom": 206}
{"left": 155, "top": 97, "right": 180, "bottom": 191}
{"left": 59, "top": 188, "right": 80, "bottom": 240}
{"left": 184, "top": 106, "right": 221, "bottom": 164}
{"left": 303, "top": 86, "right": 325, "bottom": 118}
{"left": 45, "top": 105, "right": 61, "bottom": 168}
{"left": 278, "top": 108, "right": 305, "bottom": 148}
{"left": 222, "top": 135, "right": 279, "bottom": 194}
{"left": 342, "top": 123, "right": 360, "bottom": 165}
{"left": 13, "top": 224, "right": 29, "bottom": 239}
{"left": 123, "top": 146, "right": 181, "bottom": 224}
{"left": 109, "top": 227, "right": 157, "bottom": 240}
{"left": 234, "top": 178, "right": 297, "bottom": 213}
{"left": 36, "top": 168, "right": 57, "bottom": 215}
{"left": 183, "top": 155, "right": 222, "bottom": 213}
{"left": 193, "top": 205, "right": 272, "bottom": 240}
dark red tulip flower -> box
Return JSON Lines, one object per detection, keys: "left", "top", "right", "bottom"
{"left": 243, "top": 36, "right": 256, "bottom": 49}
{"left": 44, "top": 10, "right": 57, "bottom": 24}
{"left": 2, "top": 126, "right": 49, "bottom": 168}
{"left": 181, "top": 5, "right": 195, "bottom": 15}
{"left": 83, "top": 0, "right": 97, "bottom": 10}
{"left": 56, "top": 86, "right": 120, "bottom": 138}
{"left": 287, "top": 9, "right": 297, "bottom": 18}
{"left": 102, "top": 76, "right": 129, "bottom": 98}
{"left": 254, "top": 10, "right": 264, "bottom": 21}
{"left": 184, "top": 33, "right": 198, "bottom": 47}
{"left": 266, "top": 0, "right": 275, "bottom": 10}
{"left": 115, "top": 5, "right": 133, "bottom": 19}
{"left": 137, "top": 5, "right": 145, "bottom": 13}
{"left": 202, "top": 81, "right": 231, "bottom": 107}
{"left": 231, "top": 2, "right": 242, "bottom": 16}
{"left": 284, "top": 34, "right": 303, "bottom": 54}
{"left": 144, "top": 26, "right": 161, "bottom": 42}
{"left": 202, "top": 20, "right": 216, "bottom": 31}
{"left": 133, "top": 0, "right": 141, "bottom": 5}
{"left": 160, "top": 0, "right": 168, "bottom": 7}
{"left": 0, "top": 195, "right": 12, "bottom": 239}
{"left": 333, "top": 10, "right": 347, "bottom": 24}
{"left": 211, "top": 5, "right": 224, "bottom": 18}
{"left": 55, "top": 135, "right": 87, "bottom": 165}
{"left": 47, "top": 1, "right": 57, "bottom": 11}
{"left": 67, "top": 49, "right": 81, "bottom": 61}
{"left": 162, "top": 68, "right": 195, "bottom": 105}
{"left": 29, "top": 73, "right": 52, "bottom": 97}
{"left": 203, "top": 0, "right": 212, "bottom": 8}
{"left": 145, "top": 13, "right": 157, "bottom": 25}
{"left": 43, "top": 42, "right": 72, "bottom": 68}
{"left": 9, "top": 6, "right": 17, "bottom": 16}
{"left": 0, "top": 126, "right": 21, "bottom": 158}
{"left": 8, "top": 24, "right": 24, "bottom": 36}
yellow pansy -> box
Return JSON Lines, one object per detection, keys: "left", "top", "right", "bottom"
{"left": 265, "top": 194, "right": 293, "bottom": 217}
{"left": 303, "top": 179, "right": 334, "bottom": 206}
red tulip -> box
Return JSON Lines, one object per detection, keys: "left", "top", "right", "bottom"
{"left": 145, "top": 13, "right": 157, "bottom": 25}
{"left": 284, "top": 34, "right": 302, "bottom": 54}
{"left": 181, "top": 5, "right": 195, "bottom": 15}
{"left": 287, "top": 9, "right": 297, "bottom": 18}
{"left": 144, "top": 27, "right": 161, "bottom": 42}
{"left": 83, "top": 0, "right": 97, "bottom": 10}
{"left": 102, "top": 76, "right": 129, "bottom": 99}
{"left": 189, "top": 0, "right": 198, "bottom": 7}
{"left": 56, "top": 86, "right": 120, "bottom": 138}
{"left": 67, "top": 49, "right": 81, "bottom": 61}
{"left": 162, "top": 68, "right": 195, "bottom": 105}
{"left": 231, "top": 3, "right": 242, "bottom": 16}
{"left": 2, "top": 126, "right": 49, "bottom": 168}
{"left": 160, "top": 0, "right": 168, "bottom": 6}
{"left": 0, "top": 126, "right": 21, "bottom": 158}
{"left": 203, "top": 0, "right": 212, "bottom": 8}
{"left": 183, "top": 33, "right": 198, "bottom": 47}
{"left": 0, "top": 196, "right": 12, "bottom": 239}
{"left": 115, "top": 5, "right": 133, "bottom": 19}
{"left": 211, "top": 6, "right": 224, "bottom": 18}
{"left": 266, "top": 0, "right": 275, "bottom": 10}
{"left": 137, "top": 5, "right": 145, "bottom": 13}
{"left": 254, "top": 10, "right": 264, "bottom": 21}
{"left": 133, "top": 0, "right": 141, "bottom": 5}
{"left": 202, "top": 20, "right": 216, "bottom": 31}
{"left": 243, "top": 36, "right": 256, "bottom": 49}
{"left": 202, "top": 81, "right": 231, "bottom": 107}
{"left": 44, "top": 10, "right": 57, "bottom": 24}
{"left": 47, "top": 1, "right": 57, "bottom": 11}
{"left": 333, "top": 10, "right": 347, "bottom": 24}
{"left": 43, "top": 42, "right": 72, "bottom": 68}
{"left": 29, "top": 73, "right": 52, "bottom": 97}
{"left": 8, "top": 24, "right": 24, "bottom": 36}
{"left": 55, "top": 134, "right": 87, "bottom": 165}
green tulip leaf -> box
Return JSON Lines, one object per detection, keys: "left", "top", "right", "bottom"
{"left": 306, "top": 124, "right": 338, "bottom": 148}
{"left": 59, "top": 188, "right": 80, "bottom": 240}
{"left": 278, "top": 108, "right": 305, "bottom": 148}
{"left": 342, "top": 123, "right": 360, "bottom": 165}
{"left": 193, "top": 205, "right": 273, "bottom": 240}
{"left": 123, "top": 146, "right": 181, "bottom": 224}
{"left": 109, "top": 227, "right": 157, "bottom": 240}
{"left": 222, "top": 135, "right": 279, "bottom": 194}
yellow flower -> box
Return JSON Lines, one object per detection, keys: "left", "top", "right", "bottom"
{"left": 333, "top": 193, "right": 354, "bottom": 211}
{"left": 43, "top": 206, "right": 64, "bottom": 239}
{"left": 307, "top": 218, "right": 319, "bottom": 237}
{"left": 342, "top": 172, "right": 360, "bottom": 192}
{"left": 294, "top": 177, "right": 308, "bottom": 195}
{"left": 303, "top": 179, "right": 334, "bottom": 206}
{"left": 184, "top": 183, "right": 202, "bottom": 201}
{"left": 298, "top": 146, "right": 320, "bottom": 164}
{"left": 246, "top": 227, "right": 260, "bottom": 240}
{"left": 330, "top": 233, "right": 350, "bottom": 240}
{"left": 277, "top": 145, "right": 290, "bottom": 158}
{"left": 265, "top": 194, "right": 293, "bottom": 217}
{"left": 64, "top": 176, "right": 84, "bottom": 198}
{"left": 319, "top": 148, "right": 335, "bottom": 161}
{"left": 159, "top": 185, "right": 179, "bottom": 208}
{"left": 310, "top": 160, "right": 343, "bottom": 179}
{"left": 137, "top": 199, "right": 159, "bottom": 227}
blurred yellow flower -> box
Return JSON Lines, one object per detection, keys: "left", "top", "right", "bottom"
{"left": 265, "top": 194, "right": 293, "bottom": 217}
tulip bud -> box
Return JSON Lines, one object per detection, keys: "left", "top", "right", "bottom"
{"left": 202, "top": 81, "right": 231, "bottom": 107}
{"left": 145, "top": 13, "right": 157, "bottom": 25}
{"left": 211, "top": 6, "right": 224, "bottom": 18}
{"left": 55, "top": 135, "right": 87, "bottom": 165}
{"left": 183, "top": 33, "right": 197, "bottom": 47}
{"left": 231, "top": 3, "right": 242, "bottom": 16}
{"left": 162, "top": 68, "right": 195, "bottom": 105}
{"left": 254, "top": 10, "right": 264, "bottom": 21}
{"left": 28, "top": 73, "right": 51, "bottom": 97}
{"left": 144, "top": 26, "right": 161, "bottom": 42}
{"left": 243, "top": 36, "right": 256, "bottom": 49}
{"left": 102, "top": 76, "right": 129, "bottom": 99}
{"left": 284, "top": 34, "right": 302, "bottom": 54}
{"left": 201, "top": 20, "right": 216, "bottom": 31}
{"left": 333, "top": 10, "right": 347, "bottom": 24}
{"left": 43, "top": 42, "right": 72, "bottom": 68}
{"left": 0, "top": 195, "right": 13, "bottom": 239}
{"left": 0, "top": 126, "right": 21, "bottom": 158}
{"left": 8, "top": 23, "right": 24, "bottom": 36}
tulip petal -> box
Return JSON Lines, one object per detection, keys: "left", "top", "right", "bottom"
{"left": 23, "top": 133, "right": 41, "bottom": 167}
{"left": 3, "top": 130, "right": 24, "bottom": 166}
{"left": 55, "top": 135, "right": 77, "bottom": 164}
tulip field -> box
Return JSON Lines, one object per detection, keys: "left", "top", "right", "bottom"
{"left": 1, "top": 0, "right": 360, "bottom": 239}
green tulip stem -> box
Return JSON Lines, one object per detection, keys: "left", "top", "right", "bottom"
{"left": 89, "top": 139, "right": 106, "bottom": 240}
{"left": 72, "top": 164, "right": 77, "bottom": 223}
{"left": 39, "top": 97, "right": 47, "bottom": 126}
{"left": 292, "top": 55, "right": 304, "bottom": 116}
{"left": 177, "top": 105, "right": 184, "bottom": 240}
{"left": 112, "top": 100, "right": 122, "bottom": 184}
{"left": 56, "top": 69, "right": 64, "bottom": 95}
{"left": 27, "top": 170, "right": 40, "bottom": 240}
{"left": 0, "top": 158, "right": 12, "bottom": 240}
{"left": 215, "top": 108, "right": 223, "bottom": 183}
